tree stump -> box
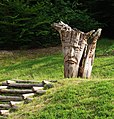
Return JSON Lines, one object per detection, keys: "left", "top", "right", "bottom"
{"left": 52, "top": 21, "right": 102, "bottom": 78}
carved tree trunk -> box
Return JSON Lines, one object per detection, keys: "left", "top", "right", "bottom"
{"left": 52, "top": 21, "right": 102, "bottom": 78}
{"left": 79, "top": 29, "right": 102, "bottom": 78}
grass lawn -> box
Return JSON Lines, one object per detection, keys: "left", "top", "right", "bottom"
{"left": 0, "top": 38, "right": 114, "bottom": 81}
{"left": 0, "top": 38, "right": 114, "bottom": 119}
{"left": 8, "top": 79, "right": 114, "bottom": 119}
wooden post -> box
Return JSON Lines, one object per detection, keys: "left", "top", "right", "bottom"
{"left": 52, "top": 21, "right": 102, "bottom": 78}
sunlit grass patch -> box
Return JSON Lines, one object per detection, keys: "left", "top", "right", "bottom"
{"left": 96, "top": 38, "right": 114, "bottom": 56}
{"left": 0, "top": 38, "right": 114, "bottom": 119}
{"left": 92, "top": 56, "right": 114, "bottom": 78}
{"left": 0, "top": 38, "right": 114, "bottom": 81}
{"left": 8, "top": 79, "right": 114, "bottom": 119}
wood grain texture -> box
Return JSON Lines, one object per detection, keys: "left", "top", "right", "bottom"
{"left": 2, "top": 82, "right": 43, "bottom": 88}
{"left": 82, "top": 29, "right": 102, "bottom": 78}
{"left": 52, "top": 21, "right": 102, "bottom": 78}
{"left": 0, "top": 96, "right": 23, "bottom": 101}
{"left": 0, "top": 89, "right": 33, "bottom": 94}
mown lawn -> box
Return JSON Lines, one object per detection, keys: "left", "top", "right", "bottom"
{"left": 0, "top": 38, "right": 114, "bottom": 119}
{"left": 0, "top": 38, "right": 114, "bottom": 81}
{"left": 8, "top": 79, "right": 114, "bottom": 119}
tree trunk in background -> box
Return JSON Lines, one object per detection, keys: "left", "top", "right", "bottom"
{"left": 52, "top": 21, "right": 102, "bottom": 78}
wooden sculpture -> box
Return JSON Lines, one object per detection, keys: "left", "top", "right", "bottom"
{"left": 52, "top": 21, "right": 102, "bottom": 78}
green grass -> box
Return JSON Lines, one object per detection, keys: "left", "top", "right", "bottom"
{"left": 8, "top": 79, "right": 114, "bottom": 119}
{"left": 0, "top": 47, "right": 63, "bottom": 81}
{"left": 0, "top": 38, "right": 114, "bottom": 81}
{"left": 96, "top": 38, "right": 114, "bottom": 56}
{"left": 0, "top": 38, "right": 114, "bottom": 119}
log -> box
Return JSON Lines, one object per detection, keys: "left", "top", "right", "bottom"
{"left": 22, "top": 93, "right": 35, "bottom": 99}
{"left": 35, "top": 90, "right": 46, "bottom": 95}
{"left": 0, "top": 110, "right": 9, "bottom": 116}
{"left": 13, "top": 80, "right": 40, "bottom": 83}
{"left": 43, "top": 80, "right": 54, "bottom": 89}
{"left": 0, "top": 96, "right": 23, "bottom": 101}
{"left": 2, "top": 83, "right": 43, "bottom": 88}
{"left": 0, "top": 86, "right": 8, "bottom": 89}
{"left": 22, "top": 91, "right": 46, "bottom": 99}
{"left": 6, "top": 80, "right": 15, "bottom": 84}
{"left": 1, "top": 82, "right": 8, "bottom": 86}
{"left": 9, "top": 101, "right": 23, "bottom": 107}
{"left": 49, "top": 80, "right": 57, "bottom": 83}
{"left": 42, "top": 80, "right": 51, "bottom": 84}
{"left": 52, "top": 21, "right": 102, "bottom": 78}
{"left": 13, "top": 79, "right": 57, "bottom": 83}
{"left": 0, "top": 104, "right": 11, "bottom": 110}
{"left": 1, "top": 80, "right": 15, "bottom": 87}
{"left": 0, "top": 104, "right": 17, "bottom": 111}
{"left": 44, "top": 84, "right": 54, "bottom": 89}
{"left": 0, "top": 89, "right": 33, "bottom": 94}
{"left": 32, "top": 87, "right": 44, "bottom": 92}
{"left": 24, "top": 98, "right": 33, "bottom": 104}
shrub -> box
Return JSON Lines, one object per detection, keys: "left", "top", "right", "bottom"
{"left": 0, "top": 0, "right": 101, "bottom": 49}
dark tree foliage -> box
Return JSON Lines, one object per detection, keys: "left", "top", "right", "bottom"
{"left": 78, "top": 0, "right": 114, "bottom": 37}
{"left": 0, "top": 0, "right": 102, "bottom": 49}
{"left": 0, "top": 0, "right": 56, "bottom": 49}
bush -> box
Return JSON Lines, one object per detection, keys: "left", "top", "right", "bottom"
{"left": 0, "top": 0, "right": 101, "bottom": 49}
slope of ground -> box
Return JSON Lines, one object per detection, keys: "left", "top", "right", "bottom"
{"left": 8, "top": 79, "right": 114, "bottom": 119}
{"left": 0, "top": 38, "right": 114, "bottom": 119}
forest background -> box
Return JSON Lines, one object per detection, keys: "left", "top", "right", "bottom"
{"left": 0, "top": 0, "right": 114, "bottom": 49}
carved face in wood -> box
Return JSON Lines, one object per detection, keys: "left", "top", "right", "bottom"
{"left": 53, "top": 22, "right": 79, "bottom": 64}
{"left": 52, "top": 21, "right": 102, "bottom": 78}
{"left": 63, "top": 30, "right": 86, "bottom": 65}
{"left": 63, "top": 44, "right": 78, "bottom": 64}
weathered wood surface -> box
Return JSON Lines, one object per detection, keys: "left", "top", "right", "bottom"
{"left": 22, "top": 93, "right": 35, "bottom": 99}
{"left": 43, "top": 80, "right": 54, "bottom": 88}
{"left": 13, "top": 80, "right": 40, "bottom": 83}
{"left": 2, "top": 83, "right": 43, "bottom": 88}
{"left": 49, "top": 80, "right": 57, "bottom": 83}
{"left": 0, "top": 104, "right": 11, "bottom": 110}
{"left": 0, "top": 86, "right": 8, "bottom": 89}
{"left": 0, "top": 89, "right": 33, "bottom": 94}
{"left": 35, "top": 90, "right": 46, "bottom": 95}
{"left": 6, "top": 80, "right": 15, "bottom": 84}
{"left": 0, "top": 96, "right": 23, "bottom": 101}
{"left": 32, "top": 86, "right": 44, "bottom": 91}
{"left": 52, "top": 21, "right": 102, "bottom": 78}
{"left": 0, "top": 110, "right": 9, "bottom": 116}
{"left": 80, "top": 29, "right": 102, "bottom": 78}
{"left": 13, "top": 79, "right": 57, "bottom": 83}
{"left": 42, "top": 80, "right": 51, "bottom": 84}
{"left": 0, "top": 79, "right": 55, "bottom": 117}
{"left": 10, "top": 101, "right": 24, "bottom": 106}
